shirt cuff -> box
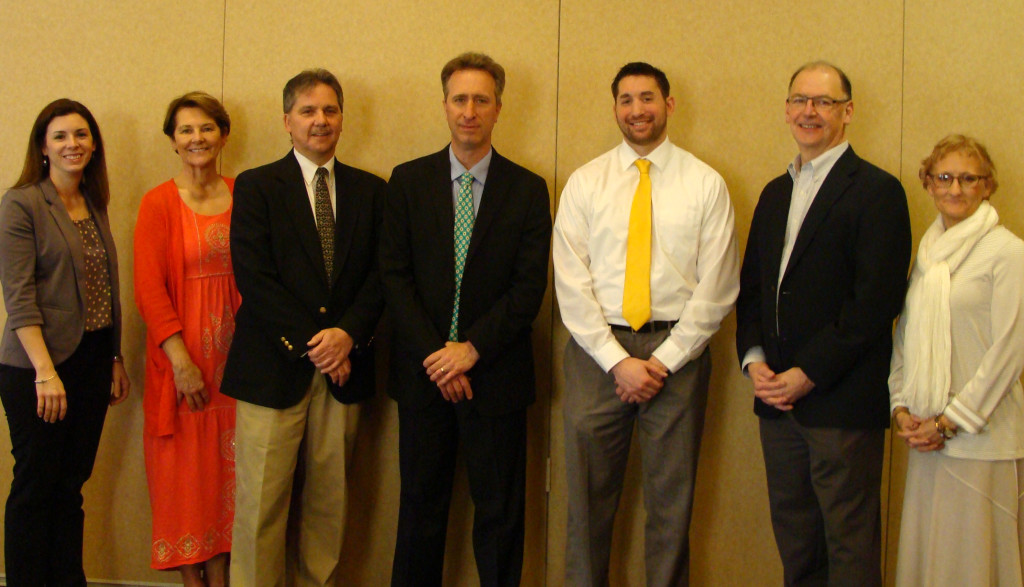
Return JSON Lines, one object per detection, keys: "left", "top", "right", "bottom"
{"left": 741, "top": 346, "right": 767, "bottom": 377}
{"left": 593, "top": 339, "right": 631, "bottom": 373}
{"left": 945, "top": 397, "right": 985, "bottom": 435}
{"left": 652, "top": 339, "right": 686, "bottom": 374}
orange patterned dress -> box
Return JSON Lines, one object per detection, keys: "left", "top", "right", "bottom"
{"left": 134, "top": 179, "right": 239, "bottom": 569}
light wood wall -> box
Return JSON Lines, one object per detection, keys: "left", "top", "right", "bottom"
{"left": 0, "top": 1, "right": 1021, "bottom": 585}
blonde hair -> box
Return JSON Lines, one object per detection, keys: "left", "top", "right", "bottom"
{"left": 919, "top": 134, "right": 998, "bottom": 194}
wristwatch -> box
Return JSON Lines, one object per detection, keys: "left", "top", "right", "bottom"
{"left": 935, "top": 415, "right": 957, "bottom": 440}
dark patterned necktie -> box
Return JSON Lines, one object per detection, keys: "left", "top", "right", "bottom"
{"left": 314, "top": 167, "right": 335, "bottom": 277}
{"left": 449, "top": 172, "right": 475, "bottom": 341}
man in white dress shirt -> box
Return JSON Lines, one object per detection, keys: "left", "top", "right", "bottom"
{"left": 553, "top": 61, "right": 740, "bottom": 586}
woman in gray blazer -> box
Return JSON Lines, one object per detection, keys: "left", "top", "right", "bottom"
{"left": 0, "top": 99, "right": 130, "bottom": 585}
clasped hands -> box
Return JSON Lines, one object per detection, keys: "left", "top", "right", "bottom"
{"left": 610, "top": 356, "right": 669, "bottom": 404}
{"left": 307, "top": 327, "right": 354, "bottom": 386}
{"left": 423, "top": 341, "right": 480, "bottom": 403}
{"left": 747, "top": 362, "right": 814, "bottom": 411}
{"left": 895, "top": 409, "right": 952, "bottom": 452}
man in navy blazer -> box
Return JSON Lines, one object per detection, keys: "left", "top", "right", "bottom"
{"left": 736, "top": 62, "right": 911, "bottom": 586}
{"left": 379, "top": 52, "right": 551, "bottom": 586}
{"left": 223, "top": 69, "right": 386, "bottom": 586}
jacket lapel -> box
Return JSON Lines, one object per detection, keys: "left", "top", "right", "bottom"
{"left": 465, "top": 148, "right": 509, "bottom": 267}
{"left": 40, "top": 179, "right": 87, "bottom": 288}
{"left": 782, "top": 148, "right": 858, "bottom": 280}
{"left": 331, "top": 161, "right": 358, "bottom": 286}
{"left": 764, "top": 180, "right": 792, "bottom": 287}
{"left": 277, "top": 153, "right": 330, "bottom": 285}
{"left": 431, "top": 149, "right": 457, "bottom": 281}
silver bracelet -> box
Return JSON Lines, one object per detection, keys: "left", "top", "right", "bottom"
{"left": 34, "top": 374, "right": 57, "bottom": 385}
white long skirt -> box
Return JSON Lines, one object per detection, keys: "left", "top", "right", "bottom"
{"left": 896, "top": 450, "right": 1024, "bottom": 586}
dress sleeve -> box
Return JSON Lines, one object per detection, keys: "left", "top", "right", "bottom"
{"left": 652, "top": 172, "right": 739, "bottom": 372}
{"left": 134, "top": 184, "right": 183, "bottom": 347}
{"left": 552, "top": 171, "right": 630, "bottom": 373}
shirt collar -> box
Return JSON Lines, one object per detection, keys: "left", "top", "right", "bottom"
{"left": 449, "top": 146, "right": 493, "bottom": 185}
{"left": 617, "top": 138, "right": 673, "bottom": 172}
{"left": 788, "top": 141, "right": 848, "bottom": 181}
{"left": 293, "top": 148, "right": 336, "bottom": 185}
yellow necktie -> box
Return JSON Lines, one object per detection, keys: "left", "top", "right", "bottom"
{"left": 623, "top": 159, "right": 651, "bottom": 330}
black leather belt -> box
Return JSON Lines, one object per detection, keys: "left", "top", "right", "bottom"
{"left": 609, "top": 320, "right": 677, "bottom": 333}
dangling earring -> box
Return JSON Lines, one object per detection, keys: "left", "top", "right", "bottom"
{"left": 42, "top": 156, "right": 49, "bottom": 168}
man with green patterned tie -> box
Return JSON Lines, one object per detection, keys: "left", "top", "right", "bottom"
{"left": 553, "top": 62, "right": 740, "bottom": 586}
{"left": 379, "top": 52, "right": 552, "bottom": 587}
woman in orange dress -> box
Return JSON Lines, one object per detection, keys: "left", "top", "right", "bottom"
{"left": 134, "top": 91, "right": 239, "bottom": 587}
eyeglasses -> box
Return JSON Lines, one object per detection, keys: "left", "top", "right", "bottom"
{"left": 786, "top": 95, "right": 850, "bottom": 111}
{"left": 928, "top": 173, "right": 990, "bottom": 190}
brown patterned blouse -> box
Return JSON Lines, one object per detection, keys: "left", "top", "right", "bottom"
{"left": 73, "top": 216, "right": 113, "bottom": 331}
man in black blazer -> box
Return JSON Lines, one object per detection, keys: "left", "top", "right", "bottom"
{"left": 223, "top": 69, "right": 385, "bottom": 586}
{"left": 379, "top": 52, "right": 551, "bottom": 586}
{"left": 736, "top": 62, "right": 911, "bottom": 586}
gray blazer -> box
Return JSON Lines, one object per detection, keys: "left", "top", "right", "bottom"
{"left": 0, "top": 178, "right": 122, "bottom": 368}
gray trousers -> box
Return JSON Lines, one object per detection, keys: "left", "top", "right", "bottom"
{"left": 759, "top": 414, "right": 884, "bottom": 587}
{"left": 563, "top": 330, "right": 711, "bottom": 587}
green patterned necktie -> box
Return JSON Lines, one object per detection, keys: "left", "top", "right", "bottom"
{"left": 314, "top": 167, "right": 335, "bottom": 277}
{"left": 449, "top": 171, "right": 475, "bottom": 341}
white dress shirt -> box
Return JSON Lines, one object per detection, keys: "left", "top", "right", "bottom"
{"left": 553, "top": 139, "right": 740, "bottom": 373}
{"left": 890, "top": 225, "right": 1024, "bottom": 460}
{"left": 293, "top": 149, "right": 336, "bottom": 226}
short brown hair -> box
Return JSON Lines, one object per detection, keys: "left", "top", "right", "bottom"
{"left": 162, "top": 91, "right": 231, "bottom": 138}
{"left": 919, "top": 134, "right": 998, "bottom": 194}
{"left": 283, "top": 69, "right": 343, "bottom": 113}
{"left": 441, "top": 52, "right": 506, "bottom": 104}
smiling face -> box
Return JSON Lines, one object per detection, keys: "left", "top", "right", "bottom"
{"left": 42, "top": 113, "right": 96, "bottom": 180}
{"left": 284, "top": 82, "right": 342, "bottom": 165}
{"left": 614, "top": 75, "right": 674, "bottom": 156}
{"left": 927, "top": 151, "right": 992, "bottom": 228}
{"left": 786, "top": 66, "right": 853, "bottom": 163}
{"left": 172, "top": 107, "right": 227, "bottom": 170}
{"left": 444, "top": 68, "right": 501, "bottom": 157}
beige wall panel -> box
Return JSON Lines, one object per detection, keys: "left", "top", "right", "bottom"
{"left": 0, "top": 0, "right": 226, "bottom": 583}
{"left": 887, "top": 1, "right": 1024, "bottom": 584}
{"left": 551, "top": 1, "right": 904, "bottom": 584}
{"left": 9, "top": 0, "right": 1019, "bottom": 584}
{"left": 221, "top": 1, "right": 558, "bottom": 584}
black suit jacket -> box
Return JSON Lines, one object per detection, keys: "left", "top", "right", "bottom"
{"left": 222, "top": 151, "right": 386, "bottom": 409}
{"left": 735, "top": 147, "right": 911, "bottom": 428}
{"left": 379, "top": 147, "right": 552, "bottom": 416}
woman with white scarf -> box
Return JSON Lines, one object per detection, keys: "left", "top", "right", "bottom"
{"left": 890, "top": 134, "right": 1024, "bottom": 585}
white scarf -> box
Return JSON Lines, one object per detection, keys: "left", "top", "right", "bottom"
{"left": 900, "top": 200, "right": 998, "bottom": 415}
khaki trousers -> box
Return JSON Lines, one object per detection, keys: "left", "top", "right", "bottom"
{"left": 230, "top": 372, "right": 360, "bottom": 587}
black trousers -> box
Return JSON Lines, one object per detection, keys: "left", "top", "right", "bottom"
{"left": 391, "top": 398, "right": 527, "bottom": 587}
{"left": 0, "top": 329, "right": 112, "bottom": 586}
{"left": 759, "top": 414, "right": 884, "bottom": 587}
